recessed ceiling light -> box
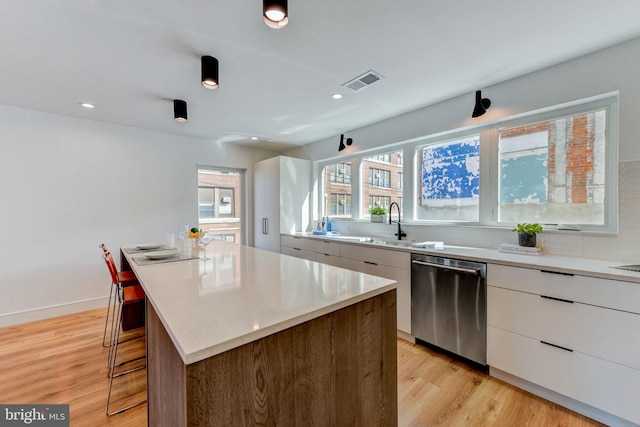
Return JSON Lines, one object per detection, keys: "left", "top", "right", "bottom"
{"left": 79, "top": 102, "right": 95, "bottom": 109}
{"left": 332, "top": 93, "right": 343, "bottom": 100}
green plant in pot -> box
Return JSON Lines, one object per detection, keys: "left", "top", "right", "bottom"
{"left": 512, "top": 223, "right": 542, "bottom": 247}
{"left": 369, "top": 206, "right": 387, "bottom": 222}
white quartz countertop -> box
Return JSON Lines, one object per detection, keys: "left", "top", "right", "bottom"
{"left": 123, "top": 241, "right": 396, "bottom": 365}
{"left": 291, "top": 233, "right": 640, "bottom": 284}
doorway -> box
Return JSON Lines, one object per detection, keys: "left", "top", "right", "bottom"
{"left": 197, "top": 167, "right": 244, "bottom": 244}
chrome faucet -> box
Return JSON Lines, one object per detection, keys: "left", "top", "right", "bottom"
{"left": 388, "top": 202, "right": 407, "bottom": 240}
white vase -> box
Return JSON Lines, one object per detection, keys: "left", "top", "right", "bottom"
{"left": 370, "top": 214, "right": 387, "bottom": 223}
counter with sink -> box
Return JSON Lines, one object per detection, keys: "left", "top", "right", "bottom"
{"left": 281, "top": 232, "right": 640, "bottom": 426}
{"left": 287, "top": 232, "right": 640, "bottom": 284}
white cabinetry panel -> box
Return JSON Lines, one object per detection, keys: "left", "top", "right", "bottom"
{"left": 489, "top": 326, "right": 640, "bottom": 425}
{"left": 487, "top": 263, "right": 640, "bottom": 425}
{"left": 489, "top": 286, "right": 640, "bottom": 370}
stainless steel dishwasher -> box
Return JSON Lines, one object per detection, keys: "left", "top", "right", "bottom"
{"left": 411, "top": 253, "right": 487, "bottom": 367}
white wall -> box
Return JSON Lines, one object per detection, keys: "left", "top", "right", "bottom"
{"left": 285, "top": 36, "right": 640, "bottom": 262}
{"left": 0, "top": 105, "right": 277, "bottom": 325}
{"left": 286, "top": 36, "right": 640, "bottom": 162}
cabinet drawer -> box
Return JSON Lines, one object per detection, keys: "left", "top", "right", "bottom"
{"left": 488, "top": 326, "right": 640, "bottom": 425}
{"left": 313, "top": 239, "right": 341, "bottom": 256}
{"left": 340, "top": 245, "right": 410, "bottom": 269}
{"left": 280, "top": 235, "right": 315, "bottom": 251}
{"left": 488, "top": 264, "right": 640, "bottom": 314}
{"left": 280, "top": 245, "right": 315, "bottom": 261}
{"left": 488, "top": 286, "right": 640, "bottom": 370}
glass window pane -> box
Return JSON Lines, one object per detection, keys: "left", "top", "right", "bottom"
{"left": 324, "top": 162, "right": 352, "bottom": 218}
{"left": 197, "top": 169, "right": 242, "bottom": 243}
{"left": 498, "top": 110, "right": 606, "bottom": 225}
{"left": 362, "top": 150, "right": 403, "bottom": 219}
{"left": 417, "top": 135, "right": 480, "bottom": 222}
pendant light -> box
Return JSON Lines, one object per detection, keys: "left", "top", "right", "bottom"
{"left": 263, "top": 0, "right": 288, "bottom": 29}
{"left": 201, "top": 56, "right": 219, "bottom": 90}
{"left": 173, "top": 99, "right": 188, "bottom": 122}
{"left": 471, "top": 90, "right": 491, "bottom": 118}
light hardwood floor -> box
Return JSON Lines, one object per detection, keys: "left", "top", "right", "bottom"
{"left": 0, "top": 309, "right": 604, "bottom": 426}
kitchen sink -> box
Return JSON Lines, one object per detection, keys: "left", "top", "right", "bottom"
{"left": 611, "top": 264, "right": 640, "bottom": 272}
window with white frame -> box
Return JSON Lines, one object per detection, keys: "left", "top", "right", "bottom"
{"left": 362, "top": 150, "right": 403, "bottom": 219}
{"left": 318, "top": 94, "right": 617, "bottom": 232}
{"left": 416, "top": 135, "right": 480, "bottom": 222}
{"left": 497, "top": 109, "right": 608, "bottom": 225}
{"left": 324, "top": 162, "right": 353, "bottom": 218}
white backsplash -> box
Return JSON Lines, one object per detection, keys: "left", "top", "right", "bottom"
{"left": 330, "top": 160, "right": 640, "bottom": 263}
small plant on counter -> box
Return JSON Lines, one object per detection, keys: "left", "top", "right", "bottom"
{"left": 369, "top": 206, "right": 387, "bottom": 223}
{"left": 512, "top": 223, "right": 542, "bottom": 247}
{"left": 369, "top": 206, "right": 387, "bottom": 216}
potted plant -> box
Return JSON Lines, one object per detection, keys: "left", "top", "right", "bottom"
{"left": 512, "top": 223, "right": 543, "bottom": 247}
{"left": 369, "top": 206, "right": 387, "bottom": 223}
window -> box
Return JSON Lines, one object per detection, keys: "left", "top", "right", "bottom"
{"left": 362, "top": 150, "right": 403, "bottom": 219}
{"left": 324, "top": 162, "right": 353, "bottom": 218}
{"left": 326, "top": 163, "right": 351, "bottom": 185}
{"left": 197, "top": 168, "right": 243, "bottom": 244}
{"left": 370, "top": 154, "right": 391, "bottom": 163}
{"left": 369, "top": 195, "right": 391, "bottom": 212}
{"left": 498, "top": 109, "right": 607, "bottom": 225}
{"left": 417, "top": 135, "right": 480, "bottom": 222}
{"left": 329, "top": 193, "right": 351, "bottom": 216}
{"left": 369, "top": 168, "right": 391, "bottom": 188}
{"left": 318, "top": 94, "right": 616, "bottom": 232}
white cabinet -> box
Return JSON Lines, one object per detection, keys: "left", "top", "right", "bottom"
{"left": 254, "top": 156, "right": 310, "bottom": 252}
{"left": 487, "top": 263, "right": 640, "bottom": 425}
{"left": 338, "top": 245, "right": 411, "bottom": 333}
{"left": 280, "top": 236, "right": 412, "bottom": 335}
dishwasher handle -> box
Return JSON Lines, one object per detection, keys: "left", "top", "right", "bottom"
{"left": 412, "top": 259, "right": 481, "bottom": 275}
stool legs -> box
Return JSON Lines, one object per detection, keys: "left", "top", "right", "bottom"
{"left": 105, "top": 287, "right": 146, "bottom": 416}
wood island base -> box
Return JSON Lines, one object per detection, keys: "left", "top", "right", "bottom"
{"left": 147, "top": 290, "right": 398, "bottom": 426}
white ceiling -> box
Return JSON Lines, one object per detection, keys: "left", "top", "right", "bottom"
{"left": 2, "top": 1, "right": 640, "bottom": 152}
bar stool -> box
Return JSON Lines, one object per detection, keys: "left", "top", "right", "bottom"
{"left": 99, "top": 244, "right": 138, "bottom": 348}
{"left": 103, "top": 250, "right": 147, "bottom": 416}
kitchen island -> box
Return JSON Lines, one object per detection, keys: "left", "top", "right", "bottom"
{"left": 123, "top": 241, "right": 398, "bottom": 426}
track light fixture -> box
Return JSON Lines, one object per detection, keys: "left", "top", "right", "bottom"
{"left": 338, "top": 134, "right": 353, "bottom": 152}
{"left": 173, "top": 99, "right": 188, "bottom": 122}
{"left": 201, "top": 55, "right": 219, "bottom": 90}
{"left": 471, "top": 90, "right": 491, "bottom": 118}
{"left": 263, "top": 0, "right": 288, "bottom": 29}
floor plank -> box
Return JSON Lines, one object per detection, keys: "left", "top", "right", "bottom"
{"left": 0, "top": 309, "right": 604, "bottom": 426}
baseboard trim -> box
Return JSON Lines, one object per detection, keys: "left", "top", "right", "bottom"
{"left": 0, "top": 297, "right": 109, "bottom": 327}
{"left": 397, "top": 330, "right": 415, "bottom": 343}
{"left": 490, "top": 367, "right": 638, "bottom": 427}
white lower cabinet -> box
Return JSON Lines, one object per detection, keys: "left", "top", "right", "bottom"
{"left": 488, "top": 263, "right": 640, "bottom": 425}
{"left": 280, "top": 235, "right": 411, "bottom": 334}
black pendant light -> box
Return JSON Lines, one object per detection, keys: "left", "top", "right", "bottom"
{"left": 263, "top": 0, "right": 288, "bottom": 29}
{"left": 338, "top": 134, "right": 353, "bottom": 151}
{"left": 201, "top": 56, "right": 219, "bottom": 90}
{"left": 471, "top": 90, "right": 491, "bottom": 118}
{"left": 173, "top": 99, "right": 188, "bottom": 122}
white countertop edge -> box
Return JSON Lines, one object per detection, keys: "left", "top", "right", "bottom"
{"left": 292, "top": 234, "right": 640, "bottom": 284}
{"left": 181, "top": 282, "right": 396, "bottom": 365}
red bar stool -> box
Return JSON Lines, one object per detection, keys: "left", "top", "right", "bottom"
{"left": 99, "top": 243, "right": 138, "bottom": 348}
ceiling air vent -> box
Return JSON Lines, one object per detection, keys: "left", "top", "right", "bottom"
{"left": 343, "top": 70, "right": 384, "bottom": 92}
